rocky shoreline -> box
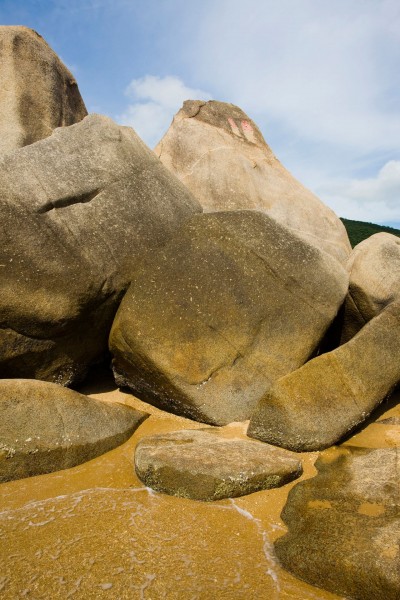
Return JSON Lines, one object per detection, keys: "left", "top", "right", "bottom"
{"left": 0, "top": 26, "right": 399, "bottom": 600}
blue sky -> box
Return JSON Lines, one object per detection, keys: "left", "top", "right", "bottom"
{"left": 1, "top": 0, "right": 400, "bottom": 226}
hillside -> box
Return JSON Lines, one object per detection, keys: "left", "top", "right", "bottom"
{"left": 341, "top": 218, "right": 400, "bottom": 248}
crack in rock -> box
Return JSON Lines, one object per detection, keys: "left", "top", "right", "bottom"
{"left": 36, "top": 189, "right": 101, "bottom": 214}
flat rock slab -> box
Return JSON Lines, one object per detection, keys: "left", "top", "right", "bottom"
{"left": 248, "top": 300, "right": 400, "bottom": 451}
{"left": 134, "top": 429, "right": 302, "bottom": 501}
{"left": 275, "top": 446, "right": 400, "bottom": 600}
{"left": 0, "top": 379, "right": 148, "bottom": 482}
{"left": 110, "top": 210, "right": 348, "bottom": 425}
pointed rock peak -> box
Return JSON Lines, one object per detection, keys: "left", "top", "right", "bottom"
{"left": 155, "top": 99, "right": 351, "bottom": 264}
{"left": 177, "top": 99, "right": 267, "bottom": 147}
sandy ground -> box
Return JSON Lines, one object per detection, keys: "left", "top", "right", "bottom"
{"left": 0, "top": 368, "right": 398, "bottom": 600}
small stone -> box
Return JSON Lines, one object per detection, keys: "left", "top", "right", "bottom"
{"left": 134, "top": 429, "right": 302, "bottom": 501}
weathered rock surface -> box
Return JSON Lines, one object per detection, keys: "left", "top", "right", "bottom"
{"left": 110, "top": 210, "right": 348, "bottom": 425}
{"left": 341, "top": 233, "right": 400, "bottom": 342}
{"left": 0, "top": 26, "right": 87, "bottom": 156}
{"left": 0, "top": 114, "right": 201, "bottom": 384}
{"left": 0, "top": 379, "right": 148, "bottom": 482}
{"left": 155, "top": 100, "right": 351, "bottom": 263}
{"left": 134, "top": 429, "right": 302, "bottom": 500}
{"left": 248, "top": 301, "right": 400, "bottom": 451}
{"left": 275, "top": 446, "right": 400, "bottom": 600}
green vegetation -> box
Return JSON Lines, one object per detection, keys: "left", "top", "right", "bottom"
{"left": 341, "top": 218, "right": 400, "bottom": 248}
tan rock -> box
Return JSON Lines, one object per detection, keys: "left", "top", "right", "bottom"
{"left": 275, "top": 446, "right": 400, "bottom": 600}
{"left": 155, "top": 100, "right": 351, "bottom": 263}
{"left": 135, "top": 428, "right": 302, "bottom": 501}
{"left": 341, "top": 232, "right": 400, "bottom": 342}
{"left": 248, "top": 301, "right": 400, "bottom": 451}
{"left": 0, "top": 26, "right": 87, "bottom": 156}
{"left": 110, "top": 210, "right": 348, "bottom": 425}
{"left": 0, "top": 379, "right": 148, "bottom": 482}
{"left": 0, "top": 114, "right": 201, "bottom": 384}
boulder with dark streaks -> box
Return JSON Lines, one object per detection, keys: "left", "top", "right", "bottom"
{"left": 0, "top": 26, "right": 87, "bottom": 156}
{"left": 275, "top": 446, "right": 400, "bottom": 600}
{"left": 0, "top": 114, "right": 201, "bottom": 384}
{"left": 110, "top": 211, "right": 348, "bottom": 425}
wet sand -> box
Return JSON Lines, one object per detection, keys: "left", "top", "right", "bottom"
{"left": 0, "top": 370, "right": 398, "bottom": 599}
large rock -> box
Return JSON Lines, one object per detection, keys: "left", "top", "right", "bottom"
{"left": 135, "top": 429, "right": 302, "bottom": 501}
{"left": 340, "top": 232, "right": 400, "bottom": 343}
{"left": 275, "top": 447, "right": 400, "bottom": 600}
{"left": 0, "top": 26, "right": 87, "bottom": 156}
{"left": 110, "top": 211, "right": 348, "bottom": 425}
{"left": 248, "top": 301, "right": 400, "bottom": 451}
{"left": 155, "top": 100, "right": 351, "bottom": 264}
{"left": 0, "top": 379, "right": 148, "bottom": 482}
{"left": 0, "top": 114, "right": 201, "bottom": 384}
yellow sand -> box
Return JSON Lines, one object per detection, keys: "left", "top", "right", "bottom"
{"left": 0, "top": 371, "right": 398, "bottom": 600}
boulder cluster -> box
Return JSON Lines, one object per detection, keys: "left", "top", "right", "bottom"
{"left": 0, "top": 26, "right": 399, "bottom": 600}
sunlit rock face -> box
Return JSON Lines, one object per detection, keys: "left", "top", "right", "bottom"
{"left": 110, "top": 210, "right": 348, "bottom": 425}
{"left": 276, "top": 446, "right": 400, "bottom": 600}
{"left": 340, "top": 232, "right": 400, "bottom": 343}
{"left": 155, "top": 99, "right": 351, "bottom": 264}
{"left": 0, "top": 379, "right": 148, "bottom": 482}
{"left": 134, "top": 428, "right": 302, "bottom": 500}
{"left": 0, "top": 114, "right": 201, "bottom": 385}
{"left": 248, "top": 300, "right": 400, "bottom": 450}
{"left": 0, "top": 26, "right": 87, "bottom": 156}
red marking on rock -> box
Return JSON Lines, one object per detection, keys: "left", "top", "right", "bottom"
{"left": 241, "top": 120, "right": 253, "bottom": 132}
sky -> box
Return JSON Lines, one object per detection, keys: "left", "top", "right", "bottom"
{"left": 1, "top": 0, "right": 400, "bottom": 226}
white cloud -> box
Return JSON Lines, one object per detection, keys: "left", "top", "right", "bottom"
{"left": 117, "top": 75, "right": 212, "bottom": 147}
{"left": 317, "top": 160, "right": 400, "bottom": 223}
{"left": 191, "top": 0, "right": 400, "bottom": 155}
{"left": 114, "top": 3, "right": 400, "bottom": 222}
{"left": 172, "top": 0, "right": 400, "bottom": 223}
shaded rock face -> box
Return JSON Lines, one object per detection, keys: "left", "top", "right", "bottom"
{"left": 155, "top": 100, "right": 351, "bottom": 264}
{"left": 248, "top": 301, "right": 400, "bottom": 451}
{"left": 0, "top": 379, "right": 148, "bottom": 482}
{"left": 0, "top": 26, "right": 87, "bottom": 156}
{"left": 134, "top": 429, "right": 302, "bottom": 501}
{"left": 0, "top": 114, "right": 201, "bottom": 384}
{"left": 110, "top": 210, "right": 348, "bottom": 425}
{"left": 275, "top": 447, "right": 400, "bottom": 600}
{"left": 341, "top": 232, "right": 400, "bottom": 343}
